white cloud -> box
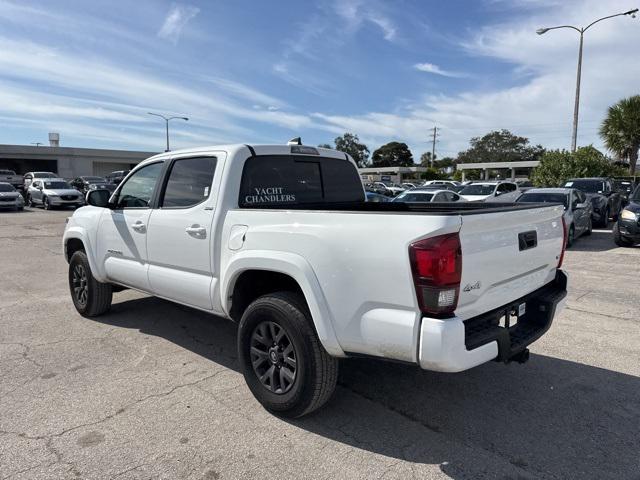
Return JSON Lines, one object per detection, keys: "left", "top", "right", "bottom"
{"left": 158, "top": 3, "right": 200, "bottom": 44}
{"left": 414, "top": 62, "right": 466, "bottom": 78}
{"left": 332, "top": 0, "right": 397, "bottom": 42}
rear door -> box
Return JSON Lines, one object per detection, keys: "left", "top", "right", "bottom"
{"left": 456, "top": 205, "right": 564, "bottom": 319}
{"left": 146, "top": 155, "right": 221, "bottom": 310}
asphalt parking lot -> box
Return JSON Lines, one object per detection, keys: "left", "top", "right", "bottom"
{"left": 1, "top": 207, "right": 639, "bottom": 480}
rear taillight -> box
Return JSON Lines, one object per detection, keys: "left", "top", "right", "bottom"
{"left": 409, "top": 233, "right": 462, "bottom": 317}
{"left": 557, "top": 216, "right": 567, "bottom": 268}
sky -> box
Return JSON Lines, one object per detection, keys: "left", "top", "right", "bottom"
{"left": 0, "top": 0, "right": 639, "bottom": 160}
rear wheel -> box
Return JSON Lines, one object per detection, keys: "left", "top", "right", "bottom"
{"left": 613, "top": 222, "right": 635, "bottom": 248}
{"left": 238, "top": 291, "right": 338, "bottom": 418}
{"left": 68, "top": 250, "right": 112, "bottom": 316}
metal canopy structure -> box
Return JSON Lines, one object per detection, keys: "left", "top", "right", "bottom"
{"left": 456, "top": 160, "right": 540, "bottom": 181}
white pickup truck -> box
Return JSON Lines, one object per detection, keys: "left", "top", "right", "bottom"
{"left": 63, "top": 143, "right": 568, "bottom": 417}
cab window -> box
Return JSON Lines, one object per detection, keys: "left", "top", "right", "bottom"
{"left": 115, "top": 162, "right": 163, "bottom": 209}
{"left": 161, "top": 157, "right": 217, "bottom": 208}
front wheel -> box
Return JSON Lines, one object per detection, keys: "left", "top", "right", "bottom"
{"left": 598, "top": 208, "right": 609, "bottom": 228}
{"left": 27, "top": 195, "right": 34, "bottom": 207}
{"left": 567, "top": 224, "right": 575, "bottom": 247}
{"left": 68, "top": 250, "right": 113, "bottom": 316}
{"left": 43, "top": 196, "right": 51, "bottom": 210}
{"left": 584, "top": 217, "right": 592, "bottom": 236}
{"left": 238, "top": 292, "right": 338, "bottom": 418}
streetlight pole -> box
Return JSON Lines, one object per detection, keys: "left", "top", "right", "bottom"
{"left": 147, "top": 112, "right": 189, "bottom": 152}
{"left": 536, "top": 8, "right": 638, "bottom": 152}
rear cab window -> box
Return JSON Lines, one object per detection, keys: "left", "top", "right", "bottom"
{"left": 239, "top": 155, "right": 364, "bottom": 207}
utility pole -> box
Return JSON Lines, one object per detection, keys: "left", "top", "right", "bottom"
{"left": 430, "top": 126, "right": 438, "bottom": 168}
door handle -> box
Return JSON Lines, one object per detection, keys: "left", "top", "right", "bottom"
{"left": 185, "top": 225, "right": 206, "bottom": 237}
{"left": 131, "top": 222, "right": 146, "bottom": 232}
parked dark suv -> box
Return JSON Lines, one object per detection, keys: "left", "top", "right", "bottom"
{"left": 564, "top": 178, "right": 622, "bottom": 228}
{"left": 613, "top": 185, "right": 640, "bottom": 247}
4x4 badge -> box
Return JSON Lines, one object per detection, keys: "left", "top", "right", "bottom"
{"left": 463, "top": 281, "right": 481, "bottom": 292}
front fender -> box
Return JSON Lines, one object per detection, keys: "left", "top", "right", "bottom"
{"left": 63, "top": 220, "right": 107, "bottom": 282}
{"left": 221, "top": 250, "right": 346, "bottom": 357}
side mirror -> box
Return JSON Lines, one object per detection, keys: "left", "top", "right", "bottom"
{"left": 575, "top": 202, "right": 587, "bottom": 210}
{"left": 495, "top": 190, "right": 502, "bottom": 196}
{"left": 86, "top": 190, "right": 112, "bottom": 208}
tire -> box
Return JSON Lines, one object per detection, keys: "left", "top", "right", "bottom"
{"left": 613, "top": 222, "right": 635, "bottom": 248}
{"left": 237, "top": 291, "right": 338, "bottom": 418}
{"left": 27, "top": 195, "right": 33, "bottom": 207}
{"left": 567, "top": 224, "right": 575, "bottom": 248}
{"left": 584, "top": 218, "right": 592, "bottom": 236}
{"left": 68, "top": 250, "right": 112, "bottom": 317}
{"left": 43, "top": 196, "right": 50, "bottom": 210}
{"left": 598, "top": 208, "right": 609, "bottom": 228}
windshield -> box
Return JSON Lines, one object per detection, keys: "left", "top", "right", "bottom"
{"left": 84, "top": 176, "right": 107, "bottom": 183}
{"left": 517, "top": 192, "right": 568, "bottom": 208}
{"left": 393, "top": 192, "right": 434, "bottom": 202}
{"left": 631, "top": 186, "right": 640, "bottom": 202}
{"left": 34, "top": 172, "right": 57, "bottom": 178}
{"left": 460, "top": 184, "right": 495, "bottom": 195}
{"left": 0, "top": 184, "right": 16, "bottom": 192}
{"left": 565, "top": 179, "right": 604, "bottom": 194}
{"left": 0, "top": 170, "right": 16, "bottom": 175}
{"left": 44, "top": 181, "right": 71, "bottom": 189}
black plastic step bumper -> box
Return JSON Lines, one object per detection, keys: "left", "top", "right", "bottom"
{"left": 463, "top": 270, "right": 568, "bottom": 363}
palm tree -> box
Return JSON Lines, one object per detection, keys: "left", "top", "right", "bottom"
{"left": 599, "top": 95, "right": 640, "bottom": 176}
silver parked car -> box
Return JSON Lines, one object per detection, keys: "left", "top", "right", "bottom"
{"left": 0, "top": 182, "right": 25, "bottom": 211}
{"left": 27, "top": 178, "right": 85, "bottom": 210}
{"left": 516, "top": 188, "right": 592, "bottom": 247}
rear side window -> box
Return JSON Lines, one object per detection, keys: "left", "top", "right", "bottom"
{"left": 161, "top": 157, "right": 217, "bottom": 208}
{"left": 239, "top": 155, "right": 364, "bottom": 207}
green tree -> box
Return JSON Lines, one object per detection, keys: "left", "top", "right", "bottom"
{"left": 531, "top": 146, "right": 626, "bottom": 187}
{"left": 599, "top": 95, "right": 640, "bottom": 176}
{"left": 457, "top": 130, "right": 545, "bottom": 164}
{"left": 419, "top": 152, "right": 436, "bottom": 167}
{"left": 371, "top": 142, "right": 414, "bottom": 167}
{"left": 319, "top": 133, "right": 370, "bottom": 167}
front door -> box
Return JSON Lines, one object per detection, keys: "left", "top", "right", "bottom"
{"left": 146, "top": 156, "right": 219, "bottom": 310}
{"left": 96, "top": 162, "right": 164, "bottom": 291}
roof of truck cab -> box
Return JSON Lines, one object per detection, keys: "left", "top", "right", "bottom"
{"left": 140, "top": 144, "right": 350, "bottom": 167}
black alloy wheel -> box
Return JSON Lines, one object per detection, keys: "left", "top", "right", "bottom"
{"left": 250, "top": 321, "right": 297, "bottom": 394}
{"left": 71, "top": 263, "right": 88, "bottom": 307}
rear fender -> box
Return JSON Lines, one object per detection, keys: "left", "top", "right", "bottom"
{"left": 221, "top": 250, "right": 345, "bottom": 357}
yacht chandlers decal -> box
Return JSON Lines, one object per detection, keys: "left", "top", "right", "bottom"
{"left": 244, "top": 187, "right": 296, "bottom": 204}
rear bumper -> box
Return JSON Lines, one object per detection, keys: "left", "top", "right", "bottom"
{"left": 418, "top": 270, "right": 567, "bottom": 372}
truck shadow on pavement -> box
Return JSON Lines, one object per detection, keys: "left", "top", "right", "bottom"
{"left": 96, "top": 296, "right": 640, "bottom": 480}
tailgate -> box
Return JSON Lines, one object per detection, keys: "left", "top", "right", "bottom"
{"left": 456, "top": 204, "right": 564, "bottom": 320}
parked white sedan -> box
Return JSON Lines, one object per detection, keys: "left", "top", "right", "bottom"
{"left": 459, "top": 181, "right": 520, "bottom": 202}
{"left": 392, "top": 188, "right": 465, "bottom": 203}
